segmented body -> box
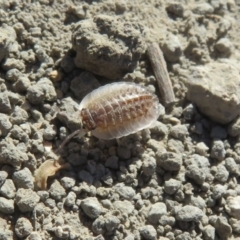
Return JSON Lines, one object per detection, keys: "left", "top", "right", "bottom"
{"left": 79, "top": 82, "right": 161, "bottom": 140}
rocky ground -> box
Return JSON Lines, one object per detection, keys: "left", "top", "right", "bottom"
{"left": 0, "top": 0, "right": 240, "bottom": 239}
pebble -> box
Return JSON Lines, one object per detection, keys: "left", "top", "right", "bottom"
{"left": 166, "top": 2, "right": 184, "bottom": 17}
{"left": 0, "top": 113, "right": 12, "bottom": 136}
{"left": 0, "top": 229, "right": 13, "bottom": 240}
{"left": 12, "top": 167, "right": 34, "bottom": 189}
{"left": 117, "top": 146, "right": 131, "bottom": 160}
{"left": 139, "top": 225, "right": 157, "bottom": 240}
{"left": 65, "top": 191, "right": 77, "bottom": 208}
{"left": 210, "top": 126, "right": 227, "bottom": 139}
{"left": 81, "top": 197, "right": 103, "bottom": 219}
{"left": 10, "top": 106, "right": 28, "bottom": 124}
{"left": 228, "top": 116, "right": 240, "bottom": 137}
{"left": 15, "top": 188, "right": 40, "bottom": 212}
{"left": 215, "top": 217, "right": 232, "bottom": 239}
{"left": 49, "top": 180, "right": 66, "bottom": 201}
{"left": 225, "top": 157, "right": 240, "bottom": 176}
{"left": 14, "top": 76, "right": 31, "bottom": 93}
{"left": 114, "top": 183, "right": 135, "bottom": 200}
{"left": 215, "top": 38, "right": 233, "bottom": 54}
{"left": 0, "top": 179, "right": 16, "bottom": 198}
{"left": 162, "top": 33, "right": 182, "bottom": 62}
{"left": 195, "top": 142, "right": 209, "bottom": 156}
{"left": 15, "top": 217, "right": 33, "bottom": 238}
{"left": 210, "top": 140, "right": 226, "bottom": 161}
{"left": 170, "top": 124, "right": 189, "bottom": 141}
{"left": 0, "top": 170, "right": 8, "bottom": 187}
{"left": 225, "top": 196, "right": 240, "bottom": 220}
{"left": 203, "top": 225, "right": 215, "bottom": 240}
{"left": 167, "top": 138, "right": 184, "bottom": 154}
{"left": 142, "top": 156, "right": 156, "bottom": 176}
{"left": 186, "top": 164, "right": 206, "bottom": 185}
{"left": 211, "top": 184, "right": 226, "bottom": 200}
{"left": 175, "top": 205, "right": 203, "bottom": 222}
{"left": 78, "top": 170, "right": 94, "bottom": 185}
{"left": 0, "top": 92, "right": 11, "bottom": 113}
{"left": 0, "top": 197, "right": 14, "bottom": 214}
{"left": 182, "top": 103, "right": 196, "bottom": 121}
{"left": 148, "top": 202, "right": 167, "bottom": 224}
{"left": 214, "top": 164, "right": 229, "bottom": 183}
{"left": 112, "top": 200, "right": 134, "bottom": 215}
{"left": 156, "top": 151, "right": 182, "bottom": 171}
{"left": 60, "top": 176, "right": 76, "bottom": 189}
{"left": 192, "top": 3, "right": 214, "bottom": 14}
{"left": 105, "top": 215, "right": 120, "bottom": 232}
{"left": 105, "top": 156, "right": 119, "bottom": 169}
{"left": 164, "top": 179, "right": 181, "bottom": 195}
{"left": 92, "top": 216, "right": 105, "bottom": 235}
{"left": 149, "top": 121, "right": 169, "bottom": 137}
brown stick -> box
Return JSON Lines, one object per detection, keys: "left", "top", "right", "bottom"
{"left": 147, "top": 42, "right": 175, "bottom": 107}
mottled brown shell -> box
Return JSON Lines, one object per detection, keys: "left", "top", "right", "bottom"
{"left": 79, "top": 82, "right": 162, "bottom": 140}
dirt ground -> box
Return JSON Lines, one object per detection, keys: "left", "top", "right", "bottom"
{"left": 0, "top": 0, "right": 240, "bottom": 240}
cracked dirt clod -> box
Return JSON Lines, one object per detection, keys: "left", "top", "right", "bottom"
{"left": 72, "top": 15, "right": 146, "bottom": 79}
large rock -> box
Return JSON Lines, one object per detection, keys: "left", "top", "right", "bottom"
{"left": 181, "top": 62, "right": 240, "bottom": 124}
{"left": 72, "top": 15, "right": 146, "bottom": 79}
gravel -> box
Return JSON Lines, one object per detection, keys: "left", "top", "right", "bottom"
{"left": 0, "top": 1, "right": 239, "bottom": 239}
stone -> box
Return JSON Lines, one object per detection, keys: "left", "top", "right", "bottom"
{"left": 164, "top": 179, "right": 181, "bottom": 195}
{"left": 186, "top": 165, "right": 206, "bottom": 185}
{"left": 210, "top": 140, "right": 226, "bottom": 161}
{"left": 225, "top": 196, "right": 240, "bottom": 220}
{"left": 10, "top": 106, "right": 28, "bottom": 124}
{"left": 0, "top": 229, "right": 13, "bottom": 240}
{"left": 192, "top": 3, "right": 214, "bottom": 15}
{"left": 0, "top": 197, "right": 14, "bottom": 214}
{"left": 211, "top": 184, "right": 226, "bottom": 200}
{"left": 156, "top": 151, "right": 182, "bottom": 171}
{"left": 142, "top": 156, "right": 156, "bottom": 176}
{"left": 139, "top": 225, "right": 157, "bottom": 240}
{"left": 0, "top": 170, "right": 7, "bottom": 187}
{"left": 92, "top": 216, "right": 105, "bottom": 235}
{"left": 0, "top": 92, "right": 11, "bottom": 113}
{"left": 169, "top": 124, "right": 189, "bottom": 141}
{"left": 65, "top": 192, "right": 77, "bottom": 208}
{"left": 0, "top": 113, "right": 12, "bottom": 136}
{"left": 0, "top": 25, "right": 16, "bottom": 62}
{"left": 27, "top": 78, "right": 57, "bottom": 104}
{"left": 70, "top": 71, "right": 100, "bottom": 100}
{"left": 12, "top": 167, "right": 34, "bottom": 189}
{"left": 72, "top": 15, "right": 145, "bottom": 79}
{"left": 215, "top": 38, "right": 233, "bottom": 54}
{"left": 181, "top": 62, "right": 240, "bottom": 124}
{"left": 203, "top": 225, "right": 215, "bottom": 240}
{"left": 49, "top": 180, "right": 66, "bottom": 201}
{"left": 15, "top": 188, "right": 40, "bottom": 212}
{"left": 113, "top": 200, "right": 134, "bottom": 214}
{"left": 175, "top": 205, "right": 203, "bottom": 222}
{"left": 210, "top": 126, "right": 227, "bottom": 139}
{"left": 162, "top": 33, "right": 182, "bottom": 62}
{"left": 117, "top": 146, "right": 131, "bottom": 160}
{"left": 0, "top": 179, "right": 16, "bottom": 198}
{"left": 81, "top": 197, "right": 103, "bottom": 219}
{"left": 114, "top": 183, "right": 135, "bottom": 200}
{"left": 105, "top": 156, "right": 119, "bottom": 169}
{"left": 148, "top": 202, "right": 167, "bottom": 224}
{"left": 215, "top": 217, "right": 232, "bottom": 239}
{"left": 105, "top": 215, "right": 120, "bottom": 232}
{"left": 15, "top": 217, "right": 33, "bottom": 238}
{"left": 228, "top": 116, "right": 240, "bottom": 137}
{"left": 214, "top": 164, "right": 229, "bottom": 183}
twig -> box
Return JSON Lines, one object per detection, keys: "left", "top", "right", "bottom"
{"left": 147, "top": 42, "right": 175, "bottom": 107}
